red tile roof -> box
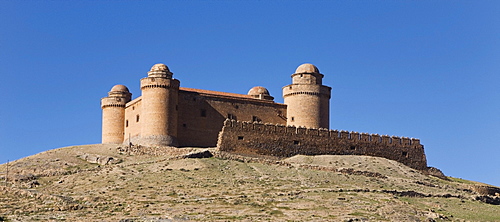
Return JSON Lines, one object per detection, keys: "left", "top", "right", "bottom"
{"left": 180, "top": 87, "right": 254, "bottom": 99}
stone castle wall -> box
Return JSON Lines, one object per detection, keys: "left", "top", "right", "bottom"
{"left": 123, "top": 98, "right": 142, "bottom": 144}
{"left": 176, "top": 89, "right": 287, "bottom": 147}
{"left": 121, "top": 89, "right": 287, "bottom": 148}
{"left": 217, "top": 119, "right": 427, "bottom": 170}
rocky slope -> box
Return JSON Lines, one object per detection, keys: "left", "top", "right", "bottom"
{"left": 0, "top": 144, "right": 499, "bottom": 221}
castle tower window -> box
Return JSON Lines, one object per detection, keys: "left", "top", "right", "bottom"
{"left": 291, "top": 117, "right": 295, "bottom": 122}
{"left": 125, "top": 120, "right": 129, "bottom": 127}
{"left": 200, "top": 109, "right": 207, "bottom": 117}
{"left": 293, "top": 140, "right": 300, "bottom": 145}
{"left": 237, "top": 136, "right": 244, "bottom": 140}
{"left": 136, "top": 115, "right": 140, "bottom": 122}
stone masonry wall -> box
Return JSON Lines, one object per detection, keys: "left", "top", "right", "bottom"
{"left": 177, "top": 90, "right": 287, "bottom": 147}
{"left": 124, "top": 98, "right": 142, "bottom": 144}
{"left": 217, "top": 119, "right": 427, "bottom": 170}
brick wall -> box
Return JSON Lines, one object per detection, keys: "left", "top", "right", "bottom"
{"left": 217, "top": 119, "right": 427, "bottom": 170}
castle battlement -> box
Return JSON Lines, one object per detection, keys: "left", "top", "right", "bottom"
{"left": 222, "top": 119, "right": 422, "bottom": 148}
{"left": 218, "top": 119, "right": 427, "bottom": 170}
{"left": 224, "top": 120, "right": 421, "bottom": 148}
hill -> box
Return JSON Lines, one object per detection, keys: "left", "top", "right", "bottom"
{"left": 0, "top": 144, "right": 499, "bottom": 221}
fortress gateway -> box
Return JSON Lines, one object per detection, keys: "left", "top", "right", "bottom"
{"left": 101, "top": 63, "right": 427, "bottom": 170}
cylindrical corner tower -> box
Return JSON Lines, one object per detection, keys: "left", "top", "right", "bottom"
{"left": 101, "top": 85, "right": 132, "bottom": 144}
{"left": 282, "top": 63, "right": 331, "bottom": 129}
{"left": 139, "top": 63, "right": 180, "bottom": 146}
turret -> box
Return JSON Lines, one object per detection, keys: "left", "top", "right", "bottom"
{"left": 101, "top": 85, "right": 132, "bottom": 144}
{"left": 139, "top": 63, "right": 180, "bottom": 146}
{"left": 247, "top": 86, "right": 274, "bottom": 101}
{"left": 282, "top": 63, "right": 331, "bottom": 129}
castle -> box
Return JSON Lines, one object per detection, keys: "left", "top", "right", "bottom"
{"left": 101, "top": 63, "right": 427, "bottom": 170}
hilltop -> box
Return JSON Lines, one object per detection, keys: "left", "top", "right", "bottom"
{"left": 0, "top": 144, "right": 499, "bottom": 221}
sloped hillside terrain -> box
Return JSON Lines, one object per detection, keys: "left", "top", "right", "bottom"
{"left": 0, "top": 144, "right": 499, "bottom": 221}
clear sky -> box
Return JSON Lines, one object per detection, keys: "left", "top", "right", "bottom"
{"left": 1, "top": 1, "right": 499, "bottom": 187}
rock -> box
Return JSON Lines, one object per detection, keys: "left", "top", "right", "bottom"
{"left": 78, "top": 153, "right": 119, "bottom": 165}
{"left": 12, "top": 173, "right": 37, "bottom": 182}
{"left": 182, "top": 150, "right": 213, "bottom": 159}
{"left": 470, "top": 185, "right": 500, "bottom": 196}
{"left": 426, "top": 167, "right": 447, "bottom": 180}
{"left": 28, "top": 180, "right": 40, "bottom": 188}
{"left": 475, "top": 195, "right": 500, "bottom": 205}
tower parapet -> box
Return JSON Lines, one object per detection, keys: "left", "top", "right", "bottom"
{"left": 283, "top": 63, "right": 331, "bottom": 129}
{"left": 101, "top": 85, "right": 132, "bottom": 144}
{"left": 139, "top": 64, "right": 180, "bottom": 146}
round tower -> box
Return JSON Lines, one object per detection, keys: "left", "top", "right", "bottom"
{"left": 282, "top": 63, "right": 331, "bottom": 129}
{"left": 139, "top": 63, "right": 180, "bottom": 146}
{"left": 101, "top": 85, "right": 132, "bottom": 144}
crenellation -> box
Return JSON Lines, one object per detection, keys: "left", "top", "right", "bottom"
{"left": 217, "top": 119, "right": 428, "bottom": 170}
{"left": 360, "top": 133, "right": 370, "bottom": 142}
{"left": 351, "top": 132, "right": 360, "bottom": 141}
{"left": 253, "top": 122, "right": 265, "bottom": 132}
{"left": 276, "top": 124, "right": 286, "bottom": 134}
{"left": 382, "top": 135, "right": 391, "bottom": 144}
{"left": 391, "top": 136, "right": 402, "bottom": 147}
{"left": 318, "top": 128, "right": 328, "bottom": 137}
{"left": 411, "top": 138, "right": 421, "bottom": 148}
{"left": 233, "top": 120, "right": 243, "bottom": 129}
{"left": 286, "top": 126, "right": 296, "bottom": 135}
{"left": 340, "top": 131, "right": 349, "bottom": 139}
{"left": 402, "top": 137, "right": 410, "bottom": 146}
{"left": 241, "top": 121, "right": 253, "bottom": 131}
{"left": 307, "top": 128, "right": 319, "bottom": 136}
{"left": 330, "top": 130, "right": 340, "bottom": 138}
{"left": 296, "top": 127, "right": 307, "bottom": 135}
{"left": 263, "top": 123, "right": 276, "bottom": 133}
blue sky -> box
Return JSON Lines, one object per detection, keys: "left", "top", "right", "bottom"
{"left": 1, "top": 1, "right": 499, "bottom": 187}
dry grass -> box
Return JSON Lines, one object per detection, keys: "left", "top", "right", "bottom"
{"left": 0, "top": 144, "right": 498, "bottom": 221}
